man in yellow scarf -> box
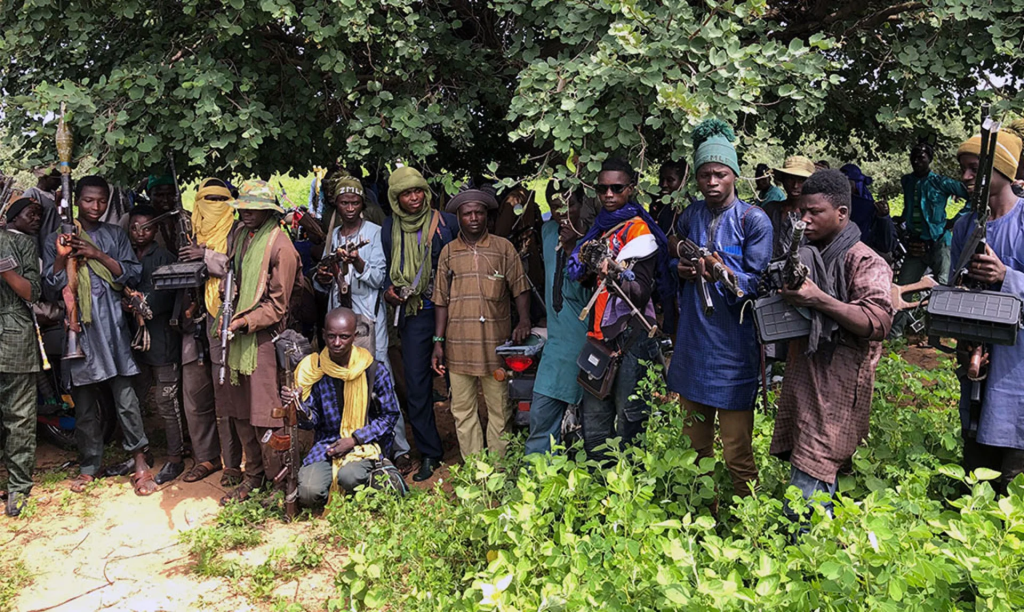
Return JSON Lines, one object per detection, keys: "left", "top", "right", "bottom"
{"left": 176, "top": 178, "right": 237, "bottom": 485}
{"left": 287, "top": 307, "right": 401, "bottom": 506}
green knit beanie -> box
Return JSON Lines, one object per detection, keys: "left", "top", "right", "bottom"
{"left": 692, "top": 119, "right": 740, "bottom": 176}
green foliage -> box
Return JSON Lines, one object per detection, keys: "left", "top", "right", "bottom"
{"left": 309, "top": 349, "right": 1024, "bottom": 610}
{"left": 179, "top": 490, "right": 273, "bottom": 576}
{"left": 2, "top": 1, "right": 1022, "bottom": 182}
{"left": 0, "top": 557, "right": 32, "bottom": 612}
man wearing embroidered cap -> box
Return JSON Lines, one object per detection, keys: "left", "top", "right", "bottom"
{"left": 668, "top": 119, "right": 773, "bottom": 499}
{"left": 216, "top": 180, "right": 303, "bottom": 504}
{"left": 950, "top": 128, "right": 1024, "bottom": 493}
{"left": 431, "top": 186, "right": 531, "bottom": 460}
{"left": 763, "top": 155, "right": 815, "bottom": 258}
{"left": 380, "top": 167, "right": 458, "bottom": 481}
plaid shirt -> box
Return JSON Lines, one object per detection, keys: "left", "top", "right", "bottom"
{"left": 301, "top": 362, "right": 400, "bottom": 465}
{"left": 0, "top": 230, "right": 42, "bottom": 374}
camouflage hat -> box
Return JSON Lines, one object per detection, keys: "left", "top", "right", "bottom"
{"left": 234, "top": 179, "right": 284, "bottom": 213}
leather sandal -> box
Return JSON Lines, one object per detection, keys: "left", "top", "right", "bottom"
{"left": 69, "top": 474, "right": 95, "bottom": 493}
{"left": 220, "top": 468, "right": 243, "bottom": 487}
{"left": 131, "top": 470, "right": 158, "bottom": 496}
{"left": 219, "top": 479, "right": 262, "bottom": 506}
{"left": 183, "top": 461, "right": 222, "bottom": 483}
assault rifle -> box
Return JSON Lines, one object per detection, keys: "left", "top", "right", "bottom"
{"left": 270, "top": 330, "right": 313, "bottom": 521}
{"left": 317, "top": 237, "right": 371, "bottom": 302}
{"left": 762, "top": 221, "right": 809, "bottom": 293}
{"left": 55, "top": 104, "right": 85, "bottom": 360}
{"left": 669, "top": 236, "right": 743, "bottom": 315}
{"left": 123, "top": 287, "right": 154, "bottom": 352}
{"left": 218, "top": 267, "right": 236, "bottom": 385}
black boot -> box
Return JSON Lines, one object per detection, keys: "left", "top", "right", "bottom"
{"left": 413, "top": 457, "right": 442, "bottom": 482}
{"left": 5, "top": 492, "right": 28, "bottom": 517}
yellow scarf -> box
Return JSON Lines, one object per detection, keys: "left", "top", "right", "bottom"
{"left": 294, "top": 346, "right": 379, "bottom": 489}
{"left": 191, "top": 180, "right": 235, "bottom": 315}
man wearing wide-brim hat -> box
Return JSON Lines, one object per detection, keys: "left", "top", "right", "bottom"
{"left": 215, "top": 179, "right": 303, "bottom": 504}
{"left": 763, "top": 155, "right": 816, "bottom": 258}
{"left": 431, "top": 186, "right": 531, "bottom": 460}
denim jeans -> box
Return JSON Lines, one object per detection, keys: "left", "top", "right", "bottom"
{"left": 580, "top": 334, "right": 662, "bottom": 465}
{"left": 524, "top": 392, "right": 570, "bottom": 455}
{"left": 784, "top": 465, "right": 838, "bottom": 525}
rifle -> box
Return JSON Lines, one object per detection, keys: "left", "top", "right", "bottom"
{"left": 218, "top": 267, "right": 236, "bottom": 385}
{"left": 317, "top": 237, "right": 371, "bottom": 302}
{"left": 949, "top": 112, "right": 1001, "bottom": 440}
{"left": 669, "top": 236, "right": 744, "bottom": 315}
{"left": 0, "top": 175, "right": 18, "bottom": 224}
{"left": 55, "top": 104, "right": 85, "bottom": 359}
{"left": 279, "top": 182, "right": 327, "bottom": 245}
{"left": 782, "top": 221, "right": 809, "bottom": 290}
{"left": 270, "top": 330, "right": 312, "bottom": 521}
{"left": 123, "top": 287, "right": 154, "bottom": 351}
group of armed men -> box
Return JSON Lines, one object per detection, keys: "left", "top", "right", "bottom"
{"left": 1, "top": 117, "right": 1023, "bottom": 521}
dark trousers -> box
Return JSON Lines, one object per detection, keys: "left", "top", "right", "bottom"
{"left": 580, "top": 335, "right": 661, "bottom": 466}
{"left": 963, "top": 437, "right": 1024, "bottom": 495}
{"left": 221, "top": 416, "right": 280, "bottom": 486}
{"left": 71, "top": 376, "right": 149, "bottom": 476}
{"left": 399, "top": 309, "right": 443, "bottom": 460}
{"left": 0, "top": 373, "right": 37, "bottom": 495}
{"left": 182, "top": 360, "right": 220, "bottom": 465}
{"left": 134, "top": 363, "right": 184, "bottom": 462}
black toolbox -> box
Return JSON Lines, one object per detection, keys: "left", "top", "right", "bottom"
{"left": 926, "top": 286, "right": 1022, "bottom": 345}
{"left": 152, "top": 261, "right": 209, "bottom": 290}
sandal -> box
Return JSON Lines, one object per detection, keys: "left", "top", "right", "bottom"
{"left": 69, "top": 474, "right": 95, "bottom": 493}
{"left": 219, "top": 479, "right": 262, "bottom": 506}
{"left": 131, "top": 470, "right": 158, "bottom": 496}
{"left": 220, "top": 468, "right": 243, "bottom": 487}
{"left": 183, "top": 461, "right": 222, "bottom": 483}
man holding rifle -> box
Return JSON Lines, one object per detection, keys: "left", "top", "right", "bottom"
{"left": 0, "top": 198, "right": 44, "bottom": 515}
{"left": 668, "top": 119, "right": 773, "bottom": 498}
{"left": 950, "top": 129, "right": 1024, "bottom": 493}
{"left": 769, "top": 170, "right": 893, "bottom": 522}
{"left": 216, "top": 180, "right": 302, "bottom": 504}
{"left": 42, "top": 176, "right": 157, "bottom": 495}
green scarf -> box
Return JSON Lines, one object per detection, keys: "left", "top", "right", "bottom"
{"left": 225, "top": 220, "right": 279, "bottom": 384}
{"left": 387, "top": 167, "right": 434, "bottom": 318}
{"left": 77, "top": 228, "right": 123, "bottom": 324}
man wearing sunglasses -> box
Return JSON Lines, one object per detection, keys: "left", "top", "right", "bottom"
{"left": 567, "top": 158, "right": 669, "bottom": 465}
{"left": 667, "top": 119, "right": 773, "bottom": 500}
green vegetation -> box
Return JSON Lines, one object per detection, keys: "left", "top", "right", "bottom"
{"left": 3, "top": 1, "right": 1023, "bottom": 183}
{"left": 179, "top": 348, "right": 1024, "bottom": 610}
{"left": 0, "top": 557, "right": 33, "bottom": 612}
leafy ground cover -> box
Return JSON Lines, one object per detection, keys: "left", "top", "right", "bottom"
{"left": 175, "top": 347, "right": 1024, "bottom": 611}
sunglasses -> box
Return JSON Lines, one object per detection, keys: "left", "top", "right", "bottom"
{"left": 595, "top": 183, "right": 631, "bottom": 195}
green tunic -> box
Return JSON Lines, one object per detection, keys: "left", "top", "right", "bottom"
{"left": 0, "top": 230, "right": 42, "bottom": 374}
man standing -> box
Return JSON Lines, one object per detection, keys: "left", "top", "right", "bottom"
{"left": 667, "top": 120, "right": 773, "bottom": 497}
{"left": 839, "top": 164, "right": 896, "bottom": 257}
{"left": 177, "top": 178, "right": 234, "bottom": 484}
{"left": 524, "top": 185, "right": 590, "bottom": 455}
{"left": 950, "top": 129, "right": 1024, "bottom": 493}
{"left": 217, "top": 180, "right": 302, "bottom": 504}
{"left": 763, "top": 155, "right": 815, "bottom": 258}
{"left": 42, "top": 176, "right": 157, "bottom": 495}
{"left": 381, "top": 167, "right": 458, "bottom": 481}
{"left": 898, "top": 141, "right": 968, "bottom": 286}
{"left": 769, "top": 170, "right": 893, "bottom": 518}
{"left": 291, "top": 308, "right": 401, "bottom": 506}
{"left": 1, "top": 199, "right": 44, "bottom": 515}
{"left": 431, "top": 188, "right": 531, "bottom": 460}
{"left": 568, "top": 158, "right": 668, "bottom": 465}
{"left": 127, "top": 206, "right": 186, "bottom": 484}
{"left": 753, "top": 163, "right": 786, "bottom": 207}
{"left": 20, "top": 168, "right": 62, "bottom": 255}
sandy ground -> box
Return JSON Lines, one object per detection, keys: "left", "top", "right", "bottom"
{"left": 2, "top": 382, "right": 466, "bottom": 612}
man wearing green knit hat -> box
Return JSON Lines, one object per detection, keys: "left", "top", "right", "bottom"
{"left": 380, "top": 167, "right": 458, "bottom": 481}
{"left": 215, "top": 179, "right": 303, "bottom": 504}
{"left": 668, "top": 118, "right": 774, "bottom": 501}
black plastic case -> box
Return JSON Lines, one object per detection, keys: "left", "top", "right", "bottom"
{"left": 753, "top": 294, "right": 811, "bottom": 344}
{"left": 926, "top": 286, "right": 1022, "bottom": 345}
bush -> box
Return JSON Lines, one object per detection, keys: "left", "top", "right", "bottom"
{"left": 317, "top": 349, "right": 1023, "bottom": 610}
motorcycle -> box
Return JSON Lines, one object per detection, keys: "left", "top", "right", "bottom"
{"left": 493, "top": 331, "right": 546, "bottom": 429}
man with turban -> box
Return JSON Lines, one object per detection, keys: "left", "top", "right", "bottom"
{"left": 176, "top": 178, "right": 237, "bottom": 484}
{"left": 381, "top": 167, "right": 458, "bottom": 481}
{"left": 950, "top": 128, "right": 1024, "bottom": 494}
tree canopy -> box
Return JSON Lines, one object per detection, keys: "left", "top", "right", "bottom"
{"left": 1, "top": 0, "right": 1021, "bottom": 183}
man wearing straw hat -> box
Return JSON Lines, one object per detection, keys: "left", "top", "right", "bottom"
{"left": 762, "top": 155, "right": 816, "bottom": 259}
